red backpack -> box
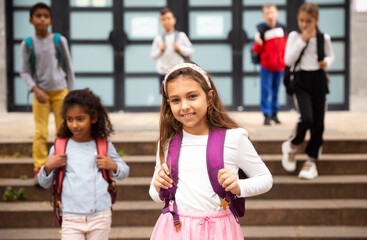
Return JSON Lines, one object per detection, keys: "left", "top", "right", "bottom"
{"left": 159, "top": 129, "right": 245, "bottom": 232}
{"left": 51, "top": 137, "right": 117, "bottom": 226}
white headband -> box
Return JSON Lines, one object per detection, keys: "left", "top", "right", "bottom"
{"left": 163, "top": 63, "right": 211, "bottom": 94}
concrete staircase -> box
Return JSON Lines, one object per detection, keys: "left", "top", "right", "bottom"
{"left": 0, "top": 139, "right": 367, "bottom": 240}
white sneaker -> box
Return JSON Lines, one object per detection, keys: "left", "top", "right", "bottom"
{"left": 281, "top": 140, "right": 297, "bottom": 172}
{"left": 298, "top": 161, "right": 318, "bottom": 179}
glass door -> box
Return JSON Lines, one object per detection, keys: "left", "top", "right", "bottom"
{"left": 188, "top": 0, "right": 236, "bottom": 109}
{"left": 69, "top": 0, "right": 115, "bottom": 108}
{"left": 122, "top": 0, "right": 166, "bottom": 111}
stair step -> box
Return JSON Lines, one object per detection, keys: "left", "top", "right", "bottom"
{"left": 0, "top": 199, "right": 366, "bottom": 228}
{"left": 1, "top": 175, "right": 366, "bottom": 201}
{"left": 1, "top": 154, "right": 367, "bottom": 178}
{"left": 0, "top": 141, "right": 158, "bottom": 156}
{"left": 1, "top": 138, "right": 367, "bottom": 156}
{"left": 252, "top": 138, "right": 367, "bottom": 154}
{"left": 262, "top": 154, "right": 367, "bottom": 175}
{"left": 1, "top": 226, "right": 367, "bottom": 240}
{"left": 0, "top": 156, "right": 157, "bottom": 178}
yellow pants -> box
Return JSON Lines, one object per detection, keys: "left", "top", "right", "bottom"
{"left": 32, "top": 88, "right": 68, "bottom": 170}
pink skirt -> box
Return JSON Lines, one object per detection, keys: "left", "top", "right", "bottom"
{"left": 151, "top": 208, "right": 244, "bottom": 240}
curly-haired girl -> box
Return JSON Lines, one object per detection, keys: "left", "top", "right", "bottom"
{"left": 38, "top": 88, "right": 129, "bottom": 240}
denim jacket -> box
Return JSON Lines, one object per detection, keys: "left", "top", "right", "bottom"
{"left": 38, "top": 139, "right": 129, "bottom": 215}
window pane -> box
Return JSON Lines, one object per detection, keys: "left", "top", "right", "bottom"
{"left": 191, "top": 44, "right": 232, "bottom": 72}
{"left": 70, "top": 0, "right": 112, "bottom": 7}
{"left": 189, "top": 11, "right": 232, "bottom": 40}
{"left": 123, "top": 0, "right": 165, "bottom": 7}
{"left": 14, "top": 77, "right": 31, "bottom": 105}
{"left": 306, "top": 0, "right": 345, "bottom": 4}
{"left": 243, "top": 76, "right": 286, "bottom": 106}
{"left": 319, "top": 8, "right": 345, "bottom": 38}
{"left": 71, "top": 44, "right": 113, "bottom": 72}
{"left": 13, "top": 11, "right": 52, "bottom": 39}
{"left": 13, "top": 44, "right": 21, "bottom": 73}
{"left": 189, "top": 0, "right": 231, "bottom": 6}
{"left": 243, "top": 10, "right": 286, "bottom": 39}
{"left": 13, "top": 0, "right": 50, "bottom": 6}
{"left": 327, "top": 74, "right": 344, "bottom": 104}
{"left": 243, "top": 42, "right": 261, "bottom": 73}
{"left": 125, "top": 77, "right": 161, "bottom": 107}
{"left": 125, "top": 44, "right": 156, "bottom": 73}
{"left": 328, "top": 41, "right": 344, "bottom": 71}
{"left": 124, "top": 12, "right": 162, "bottom": 40}
{"left": 75, "top": 77, "right": 114, "bottom": 106}
{"left": 212, "top": 76, "right": 232, "bottom": 105}
{"left": 243, "top": 76, "right": 260, "bottom": 106}
{"left": 70, "top": 12, "right": 112, "bottom": 40}
{"left": 243, "top": 0, "right": 286, "bottom": 6}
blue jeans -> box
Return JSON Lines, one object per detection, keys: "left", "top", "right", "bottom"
{"left": 260, "top": 67, "right": 283, "bottom": 116}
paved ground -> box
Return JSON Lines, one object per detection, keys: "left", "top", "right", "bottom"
{"left": 1, "top": 110, "right": 366, "bottom": 143}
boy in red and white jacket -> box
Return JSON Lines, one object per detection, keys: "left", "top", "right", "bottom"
{"left": 252, "top": 3, "right": 287, "bottom": 125}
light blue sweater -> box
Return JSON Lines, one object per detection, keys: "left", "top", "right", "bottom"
{"left": 38, "top": 139, "right": 129, "bottom": 215}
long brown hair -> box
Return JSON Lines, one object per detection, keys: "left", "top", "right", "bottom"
{"left": 158, "top": 63, "right": 240, "bottom": 165}
{"left": 298, "top": 2, "right": 319, "bottom": 22}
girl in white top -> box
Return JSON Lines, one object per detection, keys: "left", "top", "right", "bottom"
{"left": 281, "top": 2, "right": 334, "bottom": 180}
{"left": 149, "top": 62, "right": 273, "bottom": 239}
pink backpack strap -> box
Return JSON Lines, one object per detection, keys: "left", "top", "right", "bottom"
{"left": 207, "top": 129, "right": 245, "bottom": 223}
{"left": 207, "top": 129, "right": 227, "bottom": 197}
{"left": 95, "top": 138, "right": 117, "bottom": 204}
{"left": 52, "top": 137, "right": 69, "bottom": 226}
{"left": 159, "top": 131, "right": 182, "bottom": 232}
{"left": 95, "top": 138, "right": 111, "bottom": 181}
{"left": 54, "top": 138, "right": 68, "bottom": 196}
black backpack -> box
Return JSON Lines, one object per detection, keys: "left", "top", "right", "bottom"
{"left": 250, "top": 30, "right": 265, "bottom": 65}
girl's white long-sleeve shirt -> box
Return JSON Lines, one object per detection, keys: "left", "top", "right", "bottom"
{"left": 149, "top": 128, "right": 273, "bottom": 212}
{"left": 284, "top": 31, "right": 334, "bottom": 71}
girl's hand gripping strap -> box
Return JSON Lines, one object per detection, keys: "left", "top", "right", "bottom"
{"left": 207, "top": 129, "right": 242, "bottom": 224}
{"left": 52, "top": 137, "right": 69, "bottom": 226}
{"left": 95, "top": 138, "right": 117, "bottom": 204}
{"left": 159, "top": 131, "right": 182, "bottom": 232}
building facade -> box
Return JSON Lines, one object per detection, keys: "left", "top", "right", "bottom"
{"left": 1, "top": 0, "right": 366, "bottom": 113}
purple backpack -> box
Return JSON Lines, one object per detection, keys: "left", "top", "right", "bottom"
{"left": 159, "top": 129, "right": 245, "bottom": 232}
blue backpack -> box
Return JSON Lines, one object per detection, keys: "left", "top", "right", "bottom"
{"left": 25, "top": 33, "right": 65, "bottom": 70}
{"left": 160, "top": 129, "right": 245, "bottom": 232}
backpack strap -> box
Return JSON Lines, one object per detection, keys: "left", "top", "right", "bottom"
{"left": 316, "top": 31, "right": 325, "bottom": 62}
{"left": 25, "top": 36, "right": 35, "bottom": 70}
{"left": 95, "top": 138, "right": 117, "bottom": 204}
{"left": 173, "top": 30, "right": 180, "bottom": 43}
{"left": 159, "top": 131, "right": 182, "bottom": 232}
{"left": 54, "top": 33, "right": 65, "bottom": 70}
{"left": 206, "top": 129, "right": 226, "bottom": 197}
{"left": 96, "top": 138, "right": 110, "bottom": 181}
{"left": 52, "top": 137, "right": 69, "bottom": 226}
{"left": 161, "top": 33, "right": 166, "bottom": 44}
{"left": 207, "top": 129, "right": 244, "bottom": 223}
